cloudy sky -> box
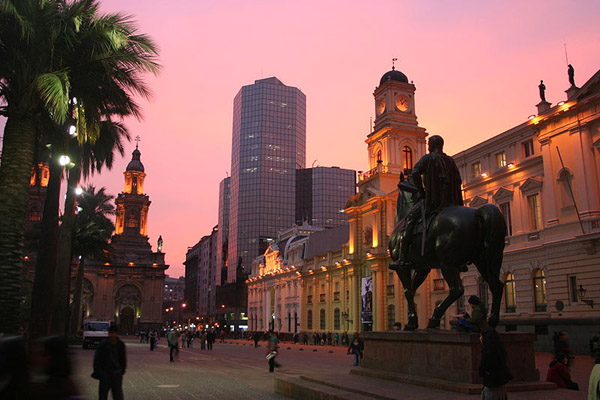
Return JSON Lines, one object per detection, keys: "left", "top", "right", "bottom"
{"left": 3, "top": 0, "right": 599, "bottom": 276}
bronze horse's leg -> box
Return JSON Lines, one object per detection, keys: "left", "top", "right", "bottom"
{"left": 478, "top": 248, "right": 504, "bottom": 328}
{"left": 396, "top": 267, "right": 429, "bottom": 331}
{"left": 427, "top": 266, "right": 464, "bottom": 329}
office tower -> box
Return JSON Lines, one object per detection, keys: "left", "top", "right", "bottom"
{"left": 296, "top": 166, "right": 356, "bottom": 228}
{"left": 216, "top": 177, "right": 230, "bottom": 286}
{"left": 228, "top": 77, "right": 306, "bottom": 283}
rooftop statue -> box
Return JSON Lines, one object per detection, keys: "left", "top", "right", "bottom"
{"left": 389, "top": 135, "right": 507, "bottom": 330}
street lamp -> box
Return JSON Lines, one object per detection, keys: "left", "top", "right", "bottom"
{"left": 578, "top": 285, "right": 594, "bottom": 308}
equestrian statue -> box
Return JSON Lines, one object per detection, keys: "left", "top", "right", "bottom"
{"left": 388, "top": 135, "right": 507, "bottom": 331}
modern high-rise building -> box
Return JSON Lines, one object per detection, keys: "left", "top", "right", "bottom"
{"left": 295, "top": 166, "right": 356, "bottom": 228}
{"left": 227, "top": 77, "right": 306, "bottom": 283}
{"left": 215, "top": 177, "right": 230, "bottom": 286}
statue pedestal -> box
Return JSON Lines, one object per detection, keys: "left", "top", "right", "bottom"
{"left": 354, "top": 330, "right": 555, "bottom": 393}
{"left": 536, "top": 100, "right": 552, "bottom": 114}
{"left": 566, "top": 85, "right": 579, "bottom": 99}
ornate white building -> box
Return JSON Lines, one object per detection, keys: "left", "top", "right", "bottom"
{"left": 454, "top": 68, "right": 600, "bottom": 353}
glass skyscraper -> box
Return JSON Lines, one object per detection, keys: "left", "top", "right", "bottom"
{"left": 227, "top": 77, "right": 306, "bottom": 283}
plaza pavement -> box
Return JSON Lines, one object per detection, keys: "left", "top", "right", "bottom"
{"left": 71, "top": 336, "right": 594, "bottom": 399}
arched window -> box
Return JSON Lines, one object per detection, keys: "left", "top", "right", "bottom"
{"left": 402, "top": 146, "right": 413, "bottom": 170}
{"left": 334, "top": 308, "right": 341, "bottom": 330}
{"left": 387, "top": 304, "right": 395, "bottom": 330}
{"left": 319, "top": 309, "right": 326, "bottom": 330}
{"left": 533, "top": 269, "right": 547, "bottom": 312}
{"left": 307, "top": 310, "right": 313, "bottom": 330}
{"left": 505, "top": 273, "right": 516, "bottom": 313}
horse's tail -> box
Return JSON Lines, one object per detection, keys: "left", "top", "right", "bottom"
{"left": 475, "top": 204, "right": 507, "bottom": 266}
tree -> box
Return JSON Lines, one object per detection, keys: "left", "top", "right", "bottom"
{"left": 0, "top": 0, "right": 71, "bottom": 334}
{"left": 0, "top": 0, "right": 158, "bottom": 335}
{"left": 68, "top": 186, "right": 114, "bottom": 335}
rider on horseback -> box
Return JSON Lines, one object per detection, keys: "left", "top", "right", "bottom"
{"left": 392, "top": 135, "right": 464, "bottom": 269}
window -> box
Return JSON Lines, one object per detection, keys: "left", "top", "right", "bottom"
{"left": 495, "top": 152, "right": 507, "bottom": 168}
{"left": 319, "top": 293, "right": 326, "bottom": 303}
{"left": 505, "top": 273, "right": 516, "bottom": 313}
{"left": 307, "top": 295, "right": 313, "bottom": 304}
{"left": 533, "top": 269, "right": 547, "bottom": 312}
{"left": 472, "top": 162, "right": 482, "bottom": 177}
{"left": 558, "top": 170, "right": 574, "bottom": 209}
{"left": 527, "top": 194, "right": 542, "bottom": 231}
{"left": 333, "top": 291, "right": 340, "bottom": 301}
{"left": 387, "top": 305, "right": 395, "bottom": 330}
{"left": 402, "top": 146, "right": 413, "bottom": 170}
{"left": 307, "top": 310, "right": 313, "bottom": 329}
{"left": 523, "top": 140, "right": 534, "bottom": 158}
{"left": 386, "top": 285, "right": 395, "bottom": 296}
{"left": 568, "top": 275, "right": 578, "bottom": 303}
{"left": 376, "top": 149, "right": 382, "bottom": 163}
{"left": 499, "top": 202, "right": 512, "bottom": 236}
{"left": 28, "top": 206, "right": 41, "bottom": 222}
{"left": 319, "top": 309, "right": 326, "bottom": 330}
{"left": 334, "top": 308, "right": 341, "bottom": 330}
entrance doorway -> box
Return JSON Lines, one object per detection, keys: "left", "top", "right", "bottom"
{"left": 120, "top": 307, "right": 135, "bottom": 334}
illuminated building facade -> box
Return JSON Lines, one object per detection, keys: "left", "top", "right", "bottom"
{"left": 227, "top": 77, "right": 306, "bottom": 283}
{"left": 79, "top": 147, "right": 168, "bottom": 334}
{"left": 184, "top": 226, "right": 218, "bottom": 318}
{"left": 454, "top": 68, "right": 600, "bottom": 353}
{"left": 247, "top": 224, "right": 323, "bottom": 335}
{"left": 216, "top": 177, "right": 230, "bottom": 285}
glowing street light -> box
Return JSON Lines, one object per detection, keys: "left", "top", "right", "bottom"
{"left": 68, "top": 125, "right": 77, "bottom": 136}
{"left": 58, "top": 155, "right": 71, "bottom": 166}
{"left": 75, "top": 187, "right": 83, "bottom": 196}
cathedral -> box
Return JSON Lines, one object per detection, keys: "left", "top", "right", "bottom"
{"left": 78, "top": 145, "right": 168, "bottom": 334}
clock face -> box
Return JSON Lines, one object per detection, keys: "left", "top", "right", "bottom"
{"left": 377, "top": 98, "right": 386, "bottom": 115}
{"left": 396, "top": 95, "right": 410, "bottom": 112}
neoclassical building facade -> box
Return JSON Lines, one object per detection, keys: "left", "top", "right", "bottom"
{"left": 454, "top": 69, "right": 600, "bottom": 352}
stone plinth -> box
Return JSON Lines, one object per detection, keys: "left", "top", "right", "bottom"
{"left": 360, "top": 330, "right": 540, "bottom": 384}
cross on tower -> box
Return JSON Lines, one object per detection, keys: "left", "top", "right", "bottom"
{"left": 135, "top": 135, "right": 141, "bottom": 149}
{"left": 392, "top": 58, "right": 398, "bottom": 71}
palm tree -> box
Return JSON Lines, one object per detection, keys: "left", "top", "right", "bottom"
{"left": 0, "top": 0, "right": 158, "bottom": 336}
{"left": 49, "top": 1, "right": 158, "bottom": 333}
{"left": 68, "top": 186, "right": 115, "bottom": 336}
{"left": 0, "top": 0, "right": 72, "bottom": 334}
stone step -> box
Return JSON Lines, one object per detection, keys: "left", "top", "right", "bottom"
{"left": 275, "top": 376, "right": 377, "bottom": 400}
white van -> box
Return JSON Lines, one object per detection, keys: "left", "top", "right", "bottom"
{"left": 83, "top": 321, "right": 110, "bottom": 349}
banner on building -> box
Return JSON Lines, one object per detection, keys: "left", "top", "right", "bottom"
{"left": 361, "top": 276, "right": 373, "bottom": 323}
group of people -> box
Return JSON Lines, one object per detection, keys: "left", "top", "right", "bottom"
{"left": 165, "top": 328, "right": 218, "bottom": 362}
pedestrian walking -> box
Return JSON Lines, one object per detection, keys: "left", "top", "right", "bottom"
{"left": 180, "top": 331, "right": 187, "bottom": 349}
{"left": 187, "top": 331, "right": 193, "bottom": 348}
{"left": 479, "top": 328, "right": 512, "bottom": 399}
{"left": 207, "top": 330, "right": 214, "bottom": 350}
{"left": 149, "top": 330, "right": 157, "bottom": 351}
{"left": 92, "top": 325, "right": 126, "bottom": 400}
{"left": 553, "top": 330, "right": 573, "bottom": 366}
{"left": 220, "top": 330, "right": 226, "bottom": 343}
{"left": 347, "top": 334, "right": 364, "bottom": 366}
{"left": 167, "top": 329, "right": 179, "bottom": 362}
{"left": 302, "top": 333, "right": 308, "bottom": 345}
{"left": 253, "top": 331, "right": 261, "bottom": 348}
{"left": 266, "top": 331, "right": 281, "bottom": 372}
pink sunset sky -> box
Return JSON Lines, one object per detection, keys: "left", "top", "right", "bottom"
{"left": 2, "top": 1, "right": 600, "bottom": 277}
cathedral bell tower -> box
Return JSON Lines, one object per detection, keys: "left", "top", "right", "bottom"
{"left": 366, "top": 65, "right": 427, "bottom": 182}
{"left": 113, "top": 144, "right": 152, "bottom": 255}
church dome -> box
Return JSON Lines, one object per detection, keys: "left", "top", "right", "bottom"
{"left": 379, "top": 68, "right": 409, "bottom": 85}
{"left": 126, "top": 148, "right": 145, "bottom": 172}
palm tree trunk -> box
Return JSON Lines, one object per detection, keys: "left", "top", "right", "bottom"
{"left": 69, "top": 257, "right": 85, "bottom": 336}
{"left": 29, "top": 158, "right": 62, "bottom": 339}
{"left": 0, "top": 115, "right": 36, "bottom": 335}
{"left": 53, "top": 160, "right": 80, "bottom": 334}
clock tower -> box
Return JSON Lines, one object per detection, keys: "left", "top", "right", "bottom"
{"left": 368, "top": 66, "right": 427, "bottom": 179}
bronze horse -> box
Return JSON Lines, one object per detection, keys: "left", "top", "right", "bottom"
{"left": 389, "top": 176, "right": 507, "bottom": 330}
